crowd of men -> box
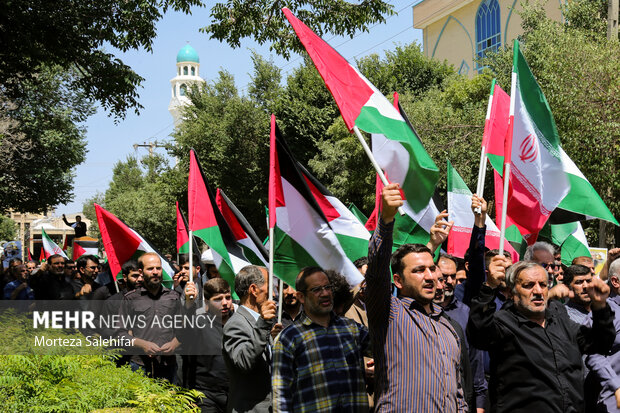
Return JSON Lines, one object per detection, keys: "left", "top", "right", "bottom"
{"left": 1, "top": 185, "right": 619, "bottom": 413}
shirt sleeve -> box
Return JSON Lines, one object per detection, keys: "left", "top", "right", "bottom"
{"left": 223, "top": 315, "right": 272, "bottom": 371}
{"left": 585, "top": 352, "right": 620, "bottom": 395}
{"left": 365, "top": 217, "right": 394, "bottom": 331}
{"left": 467, "top": 284, "right": 501, "bottom": 350}
{"left": 272, "top": 331, "right": 295, "bottom": 413}
{"left": 575, "top": 304, "right": 615, "bottom": 355}
{"left": 462, "top": 224, "right": 486, "bottom": 306}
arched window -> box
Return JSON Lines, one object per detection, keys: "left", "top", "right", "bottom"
{"left": 475, "top": 0, "right": 501, "bottom": 72}
{"left": 180, "top": 84, "right": 187, "bottom": 96}
{"left": 178, "top": 67, "right": 181, "bottom": 76}
{"left": 183, "top": 66, "right": 188, "bottom": 76}
{"left": 191, "top": 66, "right": 196, "bottom": 76}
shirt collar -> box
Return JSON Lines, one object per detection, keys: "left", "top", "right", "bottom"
{"left": 299, "top": 311, "right": 337, "bottom": 327}
{"left": 241, "top": 305, "right": 260, "bottom": 321}
{"left": 400, "top": 296, "right": 443, "bottom": 318}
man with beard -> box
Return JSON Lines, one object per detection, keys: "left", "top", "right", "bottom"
{"left": 72, "top": 255, "right": 100, "bottom": 300}
{"left": 563, "top": 264, "right": 596, "bottom": 324}
{"left": 184, "top": 278, "right": 234, "bottom": 412}
{"left": 117, "top": 252, "right": 181, "bottom": 381}
{"left": 272, "top": 267, "right": 371, "bottom": 412}
{"left": 29, "top": 254, "right": 74, "bottom": 300}
{"left": 367, "top": 183, "right": 466, "bottom": 413}
{"left": 467, "top": 259, "right": 616, "bottom": 412}
{"left": 279, "top": 282, "right": 302, "bottom": 329}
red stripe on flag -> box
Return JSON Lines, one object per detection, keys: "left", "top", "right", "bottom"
{"left": 216, "top": 188, "right": 247, "bottom": 241}
{"left": 302, "top": 175, "right": 340, "bottom": 222}
{"left": 176, "top": 201, "right": 189, "bottom": 252}
{"left": 188, "top": 149, "right": 218, "bottom": 231}
{"left": 269, "top": 114, "right": 285, "bottom": 229}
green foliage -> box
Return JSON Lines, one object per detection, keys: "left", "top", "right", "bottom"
{"left": 485, "top": 2, "right": 620, "bottom": 242}
{"left": 0, "top": 65, "right": 92, "bottom": 214}
{"left": 356, "top": 43, "right": 454, "bottom": 97}
{"left": 0, "top": 216, "right": 17, "bottom": 241}
{"left": 205, "top": 0, "right": 394, "bottom": 58}
{"left": 0, "top": 310, "right": 202, "bottom": 412}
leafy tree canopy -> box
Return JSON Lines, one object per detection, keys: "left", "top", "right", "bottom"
{"left": 0, "top": 216, "right": 17, "bottom": 241}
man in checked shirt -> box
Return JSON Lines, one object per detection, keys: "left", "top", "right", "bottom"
{"left": 367, "top": 182, "right": 467, "bottom": 412}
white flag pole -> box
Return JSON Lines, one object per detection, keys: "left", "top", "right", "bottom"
{"left": 188, "top": 229, "right": 194, "bottom": 300}
{"left": 114, "top": 277, "right": 120, "bottom": 293}
{"left": 353, "top": 126, "right": 405, "bottom": 216}
{"left": 475, "top": 79, "right": 496, "bottom": 213}
{"left": 277, "top": 278, "right": 283, "bottom": 324}
{"left": 499, "top": 72, "right": 517, "bottom": 256}
{"left": 268, "top": 226, "right": 274, "bottom": 306}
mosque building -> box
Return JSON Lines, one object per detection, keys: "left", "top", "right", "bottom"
{"left": 168, "top": 43, "right": 206, "bottom": 125}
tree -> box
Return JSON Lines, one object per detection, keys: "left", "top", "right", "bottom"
{"left": 0, "top": 65, "right": 93, "bottom": 213}
{"left": 0, "top": 216, "right": 17, "bottom": 241}
{"left": 205, "top": 0, "right": 394, "bottom": 58}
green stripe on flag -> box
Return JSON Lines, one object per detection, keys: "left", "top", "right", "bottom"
{"left": 273, "top": 226, "right": 320, "bottom": 287}
{"left": 558, "top": 173, "right": 618, "bottom": 225}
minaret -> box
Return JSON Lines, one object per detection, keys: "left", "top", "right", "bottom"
{"left": 168, "top": 44, "right": 205, "bottom": 126}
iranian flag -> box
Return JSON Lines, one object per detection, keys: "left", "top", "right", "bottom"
{"left": 447, "top": 161, "right": 518, "bottom": 262}
{"left": 188, "top": 149, "right": 253, "bottom": 292}
{"left": 94, "top": 204, "right": 174, "bottom": 286}
{"left": 41, "top": 228, "right": 68, "bottom": 259}
{"left": 176, "top": 201, "right": 190, "bottom": 254}
{"left": 269, "top": 115, "right": 364, "bottom": 287}
{"left": 216, "top": 188, "right": 269, "bottom": 267}
{"left": 282, "top": 8, "right": 439, "bottom": 213}
{"left": 72, "top": 238, "right": 98, "bottom": 260}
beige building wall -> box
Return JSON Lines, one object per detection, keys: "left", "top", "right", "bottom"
{"left": 414, "top": 0, "right": 565, "bottom": 76}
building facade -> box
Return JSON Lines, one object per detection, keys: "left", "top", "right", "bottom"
{"left": 168, "top": 43, "right": 206, "bottom": 125}
{"left": 413, "top": 0, "right": 565, "bottom": 76}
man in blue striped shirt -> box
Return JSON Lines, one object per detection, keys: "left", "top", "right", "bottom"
{"left": 367, "top": 183, "right": 467, "bottom": 412}
{"left": 272, "top": 266, "right": 371, "bottom": 412}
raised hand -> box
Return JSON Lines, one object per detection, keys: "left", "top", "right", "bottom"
{"left": 486, "top": 255, "right": 509, "bottom": 289}
{"left": 586, "top": 276, "right": 610, "bottom": 311}
{"left": 381, "top": 183, "right": 403, "bottom": 224}
{"left": 428, "top": 210, "right": 454, "bottom": 252}
{"left": 471, "top": 194, "right": 487, "bottom": 228}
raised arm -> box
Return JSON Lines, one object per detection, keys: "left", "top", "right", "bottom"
{"left": 366, "top": 183, "right": 401, "bottom": 329}
{"left": 461, "top": 195, "right": 487, "bottom": 306}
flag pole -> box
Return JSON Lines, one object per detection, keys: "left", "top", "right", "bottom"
{"left": 353, "top": 126, "right": 405, "bottom": 216}
{"left": 268, "top": 226, "right": 275, "bottom": 308}
{"left": 475, "top": 78, "right": 496, "bottom": 213}
{"left": 499, "top": 58, "right": 518, "bottom": 255}
{"left": 189, "top": 229, "right": 195, "bottom": 300}
{"left": 114, "top": 277, "right": 120, "bottom": 293}
{"left": 277, "top": 278, "right": 283, "bottom": 324}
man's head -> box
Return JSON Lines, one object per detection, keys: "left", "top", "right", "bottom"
{"left": 64, "top": 259, "right": 76, "bottom": 278}
{"left": 564, "top": 264, "right": 593, "bottom": 308}
{"left": 391, "top": 244, "right": 437, "bottom": 307}
{"left": 572, "top": 256, "right": 595, "bottom": 275}
{"left": 178, "top": 254, "right": 201, "bottom": 284}
{"left": 437, "top": 254, "right": 458, "bottom": 300}
{"left": 524, "top": 242, "right": 558, "bottom": 278}
{"left": 455, "top": 261, "right": 467, "bottom": 285}
{"left": 506, "top": 261, "right": 548, "bottom": 322}
{"left": 206, "top": 264, "right": 221, "bottom": 279}
{"left": 75, "top": 215, "right": 82, "bottom": 222}
{"left": 325, "top": 270, "right": 353, "bottom": 316}
{"left": 353, "top": 256, "right": 368, "bottom": 276}
{"left": 485, "top": 249, "right": 512, "bottom": 289}
{"left": 47, "top": 254, "right": 65, "bottom": 276}
{"left": 553, "top": 244, "right": 561, "bottom": 263}
{"left": 76, "top": 255, "right": 99, "bottom": 283}
{"left": 433, "top": 265, "right": 446, "bottom": 304}
{"left": 204, "top": 278, "right": 233, "bottom": 322}
{"left": 138, "top": 252, "right": 163, "bottom": 291}
{"left": 281, "top": 282, "right": 299, "bottom": 311}
{"left": 296, "top": 267, "right": 333, "bottom": 318}
{"left": 608, "top": 259, "right": 620, "bottom": 296}
{"left": 26, "top": 260, "right": 37, "bottom": 274}
{"left": 121, "top": 260, "right": 142, "bottom": 291}
{"left": 10, "top": 264, "right": 28, "bottom": 282}
{"left": 235, "top": 265, "right": 269, "bottom": 307}
{"left": 8, "top": 257, "right": 23, "bottom": 269}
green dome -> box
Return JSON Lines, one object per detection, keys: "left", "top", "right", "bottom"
{"left": 176, "top": 44, "right": 199, "bottom": 63}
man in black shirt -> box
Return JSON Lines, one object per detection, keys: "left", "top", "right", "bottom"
{"left": 72, "top": 255, "right": 100, "bottom": 300}
{"left": 62, "top": 214, "right": 87, "bottom": 238}
{"left": 29, "top": 254, "right": 74, "bottom": 300}
{"left": 468, "top": 258, "right": 616, "bottom": 413}
{"left": 117, "top": 252, "right": 181, "bottom": 382}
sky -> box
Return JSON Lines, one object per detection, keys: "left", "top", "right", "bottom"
{"left": 56, "top": 0, "right": 424, "bottom": 216}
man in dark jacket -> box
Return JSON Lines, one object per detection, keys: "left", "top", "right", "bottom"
{"left": 467, "top": 258, "right": 615, "bottom": 413}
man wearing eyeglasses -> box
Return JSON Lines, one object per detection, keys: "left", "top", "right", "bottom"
{"left": 72, "top": 254, "right": 101, "bottom": 300}
{"left": 524, "top": 241, "right": 559, "bottom": 286}
{"left": 272, "top": 266, "right": 371, "bottom": 412}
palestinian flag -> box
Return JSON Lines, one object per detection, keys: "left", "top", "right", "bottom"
{"left": 482, "top": 81, "right": 511, "bottom": 175}
{"left": 447, "top": 161, "right": 519, "bottom": 262}
{"left": 39, "top": 246, "right": 45, "bottom": 262}
{"left": 41, "top": 228, "right": 68, "bottom": 259}
{"left": 216, "top": 188, "right": 268, "bottom": 267}
{"left": 176, "top": 201, "right": 190, "bottom": 254}
{"left": 365, "top": 171, "right": 441, "bottom": 251}
{"left": 283, "top": 8, "right": 439, "bottom": 213}
{"left": 493, "top": 170, "right": 528, "bottom": 255}
{"left": 348, "top": 203, "right": 368, "bottom": 227}
{"left": 27, "top": 247, "right": 33, "bottom": 261}
{"left": 94, "top": 204, "right": 174, "bottom": 287}
{"left": 269, "top": 115, "right": 364, "bottom": 287}
{"left": 188, "top": 149, "right": 252, "bottom": 292}
{"left": 72, "top": 238, "right": 98, "bottom": 260}
{"left": 538, "top": 221, "right": 590, "bottom": 266}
